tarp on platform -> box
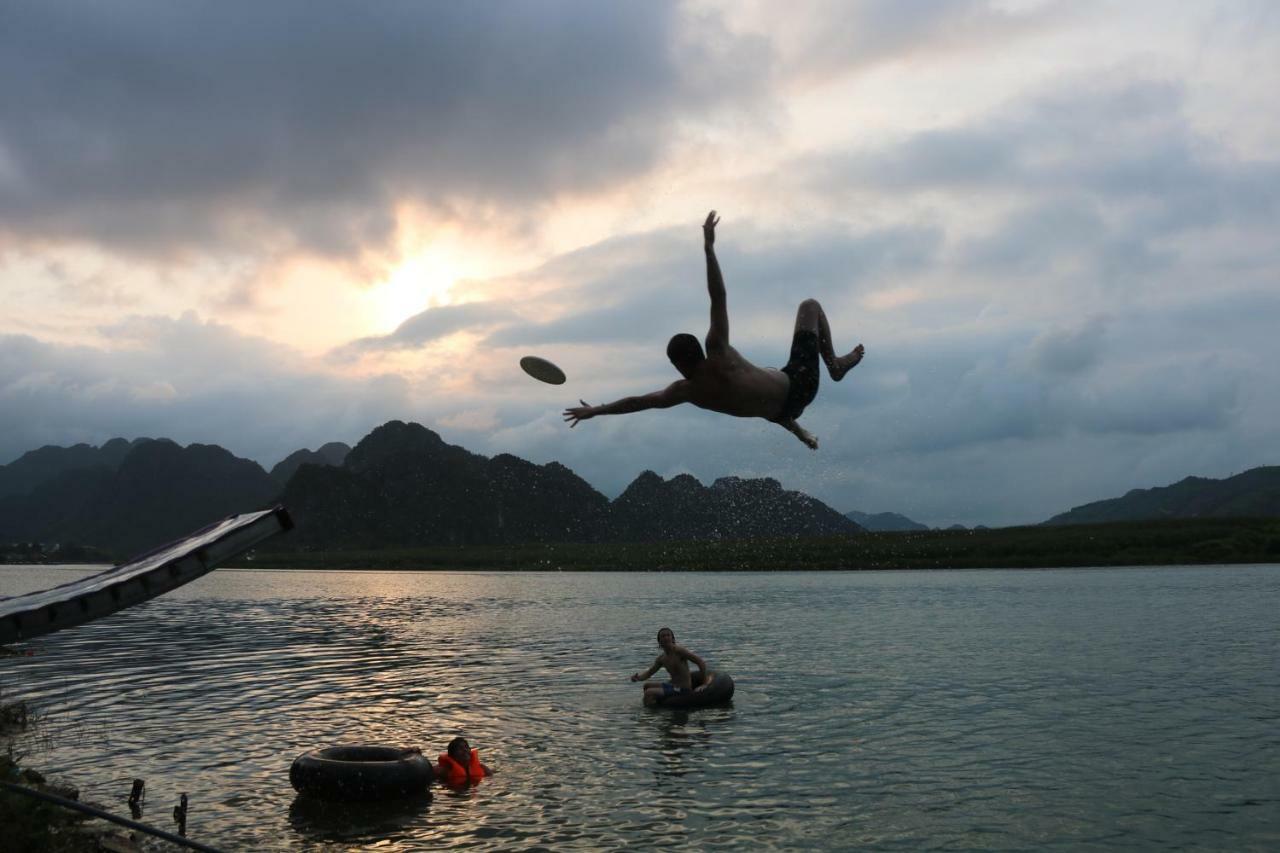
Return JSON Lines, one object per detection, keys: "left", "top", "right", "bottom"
{"left": 1, "top": 506, "right": 292, "bottom": 644}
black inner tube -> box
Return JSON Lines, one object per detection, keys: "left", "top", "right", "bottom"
{"left": 313, "top": 746, "right": 407, "bottom": 763}
{"left": 290, "top": 745, "right": 434, "bottom": 802}
{"left": 659, "top": 670, "right": 735, "bottom": 709}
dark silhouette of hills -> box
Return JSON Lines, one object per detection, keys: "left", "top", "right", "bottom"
{"left": 281, "top": 427, "right": 855, "bottom": 548}
{"left": 0, "top": 437, "right": 151, "bottom": 498}
{"left": 279, "top": 420, "right": 611, "bottom": 548}
{"left": 613, "top": 472, "right": 858, "bottom": 541}
{"left": 1044, "top": 466, "right": 1280, "bottom": 525}
{"left": 0, "top": 440, "right": 278, "bottom": 556}
{"left": 1, "top": 420, "right": 861, "bottom": 556}
{"left": 269, "top": 442, "right": 351, "bottom": 485}
{"left": 276, "top": 417, "right": 614, "bottom": 545}
{"left": 844, "top": 510, "right": 928, "bottom": 532}
{"left": 277, "top": 421, "right": 858, "bottom": 549}
{"left": 7, "top": 421, "right": 1279, "bottom": 558}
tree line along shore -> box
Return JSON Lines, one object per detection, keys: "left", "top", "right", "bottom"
{"left": 234, "top": 517, "right": 1280, "bottom": 572}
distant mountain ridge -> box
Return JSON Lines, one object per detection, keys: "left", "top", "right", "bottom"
{"left": 7, "top": 429, "right": 1278, "bottom": 553}
{"left": 269, "top": 442, "right": 351, "bottom": 484}
{"left": 612, "top": 472, "right": 855, "bottom": 541}
{"left": 0, "top": 440, "right": 278, "bottom": 555}
{"left": 1, "top": 420, "right": 860, "bottom": 556}
{"left": 844, "top": 510, "right": 929, "bottom": 532}
{"left": 278, "top": 421, "right": 859, "bottom": 549}
{"left": 0, "top": 438, "right": 153, "bottom": 498}
{"left": 1045, "top": 466, "right": 1280, "bottom": 525}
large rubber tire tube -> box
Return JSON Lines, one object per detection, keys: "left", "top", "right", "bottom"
{"left": 660, "top": 671, "right": 735, "bottom": 709}
{"left": 290, "top": 745, "right": 434, "bottom": 801}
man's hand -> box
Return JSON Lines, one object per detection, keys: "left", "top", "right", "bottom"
{"left": 630, "top": 673, "right": 641, "bottom": 682}
{"left": 563, "top": 400, "right": 596, "bottom": 428}
{"left": 703, "top": 210, "right": 719, "bottom": 248}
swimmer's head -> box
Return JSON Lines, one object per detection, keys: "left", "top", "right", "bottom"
{"left": 657, "top": 627, "right": 675, "bottom": 649}
{"left": 666, "top": 334, "right": 705, "bottom": 379}
{"left": 447, "top": 737, "right": 471, "bottom": 762}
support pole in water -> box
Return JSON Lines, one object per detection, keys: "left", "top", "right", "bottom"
{"left": 128, "top": 778, "right": 145, "bottom": 818}
{"left": 174, "top": 791, "right": 189, "bottom": 835}
{"left": 0, "top": 781, "right": 222, "bottom": 853}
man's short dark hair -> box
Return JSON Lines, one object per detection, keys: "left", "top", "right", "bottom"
{"left": 666, "top": 334, "right": 705, "bottom": 377}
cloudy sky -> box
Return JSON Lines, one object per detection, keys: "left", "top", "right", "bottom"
{"left": 2, "top": 1, "right": 1277, "bottom": 527}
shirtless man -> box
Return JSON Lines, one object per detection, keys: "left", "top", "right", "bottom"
{"left": 630, "top": 627, "right": 711, "bottom": 706}
{"left": 563, "top": 211, "right": 864, "bottom": 449}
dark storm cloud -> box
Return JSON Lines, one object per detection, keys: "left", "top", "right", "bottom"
{"left": 961, "top": 199, "right": 1173, "bottom": 280}
{"left": 797, "top": 77, "right": 1280, "bottom": 297}
{"left": 0, "top": 1, "right": 765, "bottom": 258}
{"left": 815, "top": 316, "right": 1246, "bottom": 460}
{"left": 807, "top": 78, "right": 1280, "bottom": 226}
{"left": 1029, "top": 319, "right": 1106, "bottom": 377}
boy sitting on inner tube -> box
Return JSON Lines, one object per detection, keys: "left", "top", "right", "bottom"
{"left": 630, "top": 627, "right": 715, "bottom": 706}
{"left": 435, "top": 737, "right": 491, "bottom": 786}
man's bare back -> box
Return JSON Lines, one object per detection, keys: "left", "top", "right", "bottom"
{"left": 675, "top": 344, "right": 790, "bottom": 419}
{"left": 564, "top": 211, "right": 864, "bottom": 450}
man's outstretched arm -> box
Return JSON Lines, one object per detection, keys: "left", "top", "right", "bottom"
{"left": 631, "top": 658, "right": 662, "bottom": 682}
{"left": 564, "top": 381, "right": 692, "bottom": 427}
{"left": 775, "top": 416, "right": 819, "bottom": 450}
{"left": 703, "top": 210, "right": 729, "bottom": 354}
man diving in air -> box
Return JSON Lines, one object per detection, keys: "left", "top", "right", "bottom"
{"left": 563, "top": 211, "right": 864, "bottom": 449}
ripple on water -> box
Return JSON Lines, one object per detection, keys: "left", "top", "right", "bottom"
{"left": 1, "top": 565, "right": 1278, "bottom": 850}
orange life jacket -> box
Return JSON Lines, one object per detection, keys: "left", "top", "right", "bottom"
{"left": 436, "top": 749, "right": 486, "bottom": 786}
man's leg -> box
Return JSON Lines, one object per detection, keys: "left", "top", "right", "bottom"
{"left": 793, "top": 299, "right": 864, "bottom": 381}
{"left": 643, "top": 686, "right": 666, "bottom": 706}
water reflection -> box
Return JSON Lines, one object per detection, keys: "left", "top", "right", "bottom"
{"left": 641, "top": 705, "right": 735, "bottom": 781}
{"left": 287, "top": 793, "right": 432, "bottom": 846}
{"left": 1, "top": 566, "right": 1277, "bottom": 851}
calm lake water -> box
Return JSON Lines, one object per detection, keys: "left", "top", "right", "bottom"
{"left": 2, "top": 565, "right": 1278, "bottom": 851}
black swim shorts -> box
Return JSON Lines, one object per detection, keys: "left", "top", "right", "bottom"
{"left": 779, "top": 329, "right": 820, "bottom": 420}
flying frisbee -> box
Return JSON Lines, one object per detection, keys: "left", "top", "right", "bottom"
{"left": 520, "top": 355, "right": 566, "bottom": 385}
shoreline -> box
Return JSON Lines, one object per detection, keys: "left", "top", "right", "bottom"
{"left": 0, "top": 697, "right": 125, "bottom": 852}
{"left": 4, "top": 517, "right": 1278, "bottom": 573}
{"left": 238, "top": 517, "right": 1280, "bottom": 572}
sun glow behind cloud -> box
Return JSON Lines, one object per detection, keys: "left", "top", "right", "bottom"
{"left": 367, "top": 245, "right": 462, "bottom": 334}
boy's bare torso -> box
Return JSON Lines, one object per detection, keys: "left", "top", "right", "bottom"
{"left": 656, "top": 645, "right": 697, "bottom": 690}
{"left": 684, "top": 343, "right": 789, "bottom": 420}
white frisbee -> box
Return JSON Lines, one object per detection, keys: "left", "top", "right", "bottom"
{"left": 519, "top": 355, "right": 567, "bottom": 385}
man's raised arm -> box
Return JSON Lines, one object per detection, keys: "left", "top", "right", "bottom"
{"left": 564, "top": 381, "right": 692, "bottom": 427}
{"left": 703, "top": 210, "right": 729, "bottom": 354}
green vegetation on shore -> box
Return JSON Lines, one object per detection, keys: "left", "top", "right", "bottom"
{"left": 240, "top": 517, "right": 1280, "bottom": 571}
{"left": 1, "top": 702, "right": 92, "bottom": 853}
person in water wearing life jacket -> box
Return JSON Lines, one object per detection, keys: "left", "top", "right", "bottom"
{"left": 435, "top": 737, "right": 491, "bottom": 786}
{"left": 630, "top": 627, "right": 715, "bottom": 706}
{"left": 562, "top": 210, "right": 865, "bottom": 450}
